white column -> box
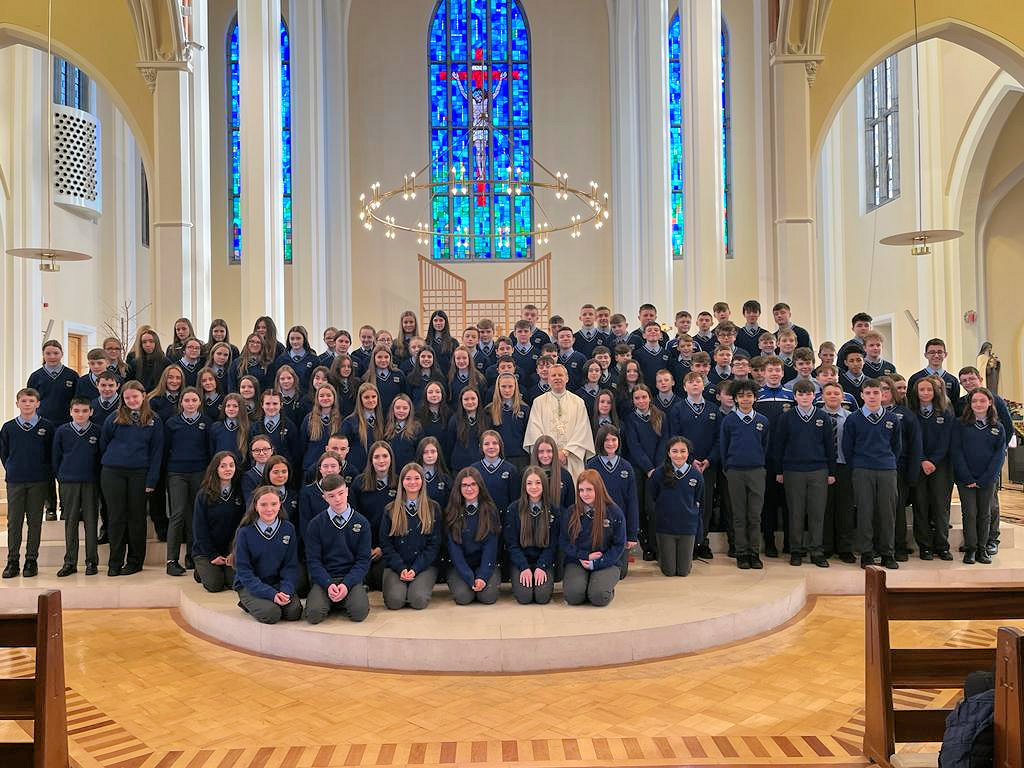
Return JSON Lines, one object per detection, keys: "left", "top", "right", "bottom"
{"left": 152, "top": 67, "right": 194, "bottom": 334}
{"left": 189, "top": 0, "right": 213, "bottom": 333}
{"left": 817, "top": 124, "right": 845, "bottom": 344}
{"left": 102, "top": 105, "right": 138, "bottom": 327}
{"left": 238, "top": 0, "right": 285, "bottom": 330}
{"left": 679, "top": 0, "right": 725, "bottom": 313}
{"left": 290, "top": 0, "right": 329, "bottom": 335}
{"left": 752, "top": 0, "right": 775, "bottom": 307}
{"left": 323, "top": 0, "right": 353, "bottom": 330}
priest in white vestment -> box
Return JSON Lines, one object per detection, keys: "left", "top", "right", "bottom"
{"left": 524, "top": 364, "right": 595, "bottom": 479}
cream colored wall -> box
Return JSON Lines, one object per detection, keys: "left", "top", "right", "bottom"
{"left": 980, "top": 99, "right": 1024, "bottom": 198}
{"left": 347, "top": 0, "right": 612, "bottom": 332}
{"left": 982, "top": 179, "right": 1024, "bottom": 401}
{"left": 939, "top": 44, "right": 999, "bottom": 185}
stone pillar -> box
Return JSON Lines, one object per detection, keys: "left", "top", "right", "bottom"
{"left": 238, "top": 0, "right": 285, "bottom": 330}
{"left": 189, "top": 0, "right": 213, "bottom": 333}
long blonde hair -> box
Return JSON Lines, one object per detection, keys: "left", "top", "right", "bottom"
{"left": 352, "top": 382, "right": 383, "bottom": 448}
{"left": 489, "top": 373, "right": 523, "bottom": 425}
{"left": 387, "top": 462, "right": 435, "bottom": 536}
{"left": 307, "top": 385, "right": 342, "bottom": 442}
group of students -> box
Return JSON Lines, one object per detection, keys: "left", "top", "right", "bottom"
{"left": 0, "top": 300, "right": 1012, "bottom": 619}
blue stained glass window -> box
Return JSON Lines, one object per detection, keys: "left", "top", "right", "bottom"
{"left": 228, "top": 17, "right": 293, "bottom": 265}
{"left": 428, "top": 0, "right": 533, "bottom": 261}
{"left": 53, "top": 57, "right": 89, "bottom": 112}
{"left": 668, "top": 13, "right": 732, "bottom": 259}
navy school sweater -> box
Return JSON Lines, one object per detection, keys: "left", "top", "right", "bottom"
{"left": 1, "top": 417, "right": 55, "bottom": 483}
{"left": 556, "top": 350, "right": 588, "bottom": 389}
{"left": 471, "top": 458, "right": 521, "bottom": 511}
{"left": 370, "top": 369, "right": 407, "bottom": 413}
{"left": 90, "top": 396, "right": 120, "bottom": 426}
{"left": 493, "top": 403, "right": 530, "bottom": 459}
{"left": 380, "top": 499, "right": 441, "bottom": 574}
{"left": 916, "top": 408, "right": 954, "bottom": 465}
{"left": 841, "top": 408, "right": 902, "bottom": 471}
{"left": 52, "top": 421, "right": 101, "bottom": 483}
{"left": 241, "top": 465, "right": 265, "bottom": 508}
{"left": 75, "top": 373, "right": 101, "bottom": 401}
{"left": 503, "top": 500, "right": 560, "bottom": 571}
{"left": 668, "top": 399, "right": 721, "bottom": 464}
{"left": 957, "top": 393, "right": 1014, "bottom": 446}
{"left": 339, "top": 414, "right": 380, "bottom": 473}
{"left": 386, "top": 425, "right": 420, "bottom": 472}
{"left": 209, "top": 419, "right": 245, "bottom": 461}
{"left": 299, "top": 413, "right": 334, "bottom": 474}
{"left": 908, "top": 369, "right": 961, "bottom": 411}
{"left": 304, "top": 508, "right": 372, "bottom": 590}
{"left": 648, "top": 464, "right": 704, "bottom": 536}
{"left": 952, "top": 421, "right": 1006, "bottom": 487}
{"left": 147, "top": 392, "right": 180, "bottom": 425}
{"left": 351, "top": 480, "right": 397, "bottom": 549}
{"left": 249, "top": 417, "right": 301, "bottom": 467}
{"left": 100, "top": 415, "right": 164, "bottom": 487}
{"left": 888, "top": 404, "right": 923, "bottom": 483}
{"left": 233, "top": 519, "right": 300, "bottom": 599}
{"left": 586, "top": 455, "right": 640, "bottom": 541}
{"left": 297, "top": 481, "right": 330, "bottom": 544}
{"left": 191, "top": 488, "right": 245, "bottom": 558}
{"left": 273, "top": 350, "right": 319, "bottom": 391}
{"left": 719, "top": 409, "right": 770, "bottom": 471}
{"left": 423, "top": 468, "right": 452, "bottom": 510}
{"left": 202, "top": 393, "right": 224, "bottom": 422}
{"left": 542, "top": 465, "right": 576, "bottom": 509}
{"left": 573, "top": 328, "right": 608, "bottom": 359}
{"left": 26, "top": 365, "right": 78, "bottom": 424}
{"left": 447, "top": 508, "right": 500, "bottom": 584}
{"left": 734, "top": 325, "right": 768, "bottom": 357}
{"left": 164, "top": 413, "right": 212, "bottom": 474}
{"left": 558, "top": 503, "right": 626, "bottom": 571}
{"left": 772, "top": 406, "right": 837, "bottom": 475}
{"left": 445, "top": 414, "right": 485, "bottom": 472}
{"left": 621, "top": 409, "right": 666, "bottom": 474}
{"left": 635, "top": 345, "right": 672, "bottom": 389}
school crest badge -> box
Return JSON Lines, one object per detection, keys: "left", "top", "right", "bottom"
{"left": 282, "top": 535, "right": 291, "bottom": 544}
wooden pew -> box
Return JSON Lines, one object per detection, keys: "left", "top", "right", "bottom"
{"left": 864, "top": 566, "right": 1024, "bottom": 768}
{"left": 0, "top": 590, "right": 68, "bottom": 768}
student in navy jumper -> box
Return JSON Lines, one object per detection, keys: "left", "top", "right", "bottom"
{"left": 229, "top": 333, "right": 275, "bottom": 394}
{"left": 233, "top": 486, "right": 302, "bottom": 623}
{"left": 447, "top": 345, "right": 486, "bottom": 408}
{"left": 242, "top": 435, "right": 274, "bottom": 506}
{"left": 361, "top": 345, "right": 406, "bottom": 415}
{"left": 175, "top": 337, "right": 206, "bottom": 388}
{"left": 573, "top": 305, "right": 608, "bottom": 359}
{"left": 504, "top": 467, "right": 560, "bottom": 604}
{"left": 622, "top": 385, "right": 666, "bottom": 559}
{"left": 252, "top": 316, "right": 287, "bottom": 360}
{"left": 908, "top": 376, "right": 955, "bottom": 560}
{"left": 613, "top": 360, "right": 642, "bottom": 418}
{"left": 299, "top": 385, "right": 343, "bottom": 482}
{"left": 263, "top": 454, "right": 300, "bottom": 532}
{"left": 274, "top": 325, "right": 319, "bottom": 393}
{"left": 163, "top": 387, "right": 212, "bottom": 576}
{"left": 304, "top": 474, "right": 372, "bottom": 623}
{"left": 425, "top": 310, "right": 457, "bottom": 376}
{"left": 952, "top": 388, "right": 1006, "bottom": 564}
{"left": 842, "top": 379, "right": 902, "bottom": 569}
{"left": 203, "top": 341, "right": 234, "bottom": 392}
{"left": 553, "top": 327, "right": 587, "bottom": 390}
{"left": 560, "top": 470, "right": 626, "bottom": 606}
{"left": 471, "top": 431, "right": 521, "bottom": 511}
{"left": 488, "top": 374, "right": 530, "bottom": 470}
{"left": 249, "top": 390, "right": 301, "bottom": 471}
{"left": 907, "top": 339, "right": 962, "bottom": 412}
{"left": 273, "top": 365, "right": 307, "bottom": 426}
{"left": 444, "top": 467, "right": 501, "bottom": 605}
{"left": 52, "top": 397, "right": 102, "bottom": 576}
{"left": 416, "top": 380, "right": 450, "bottom": 450}
{"left": 818, "top": 383, "right": 855, "bottom": 562}
{"left": 76, "top": 348, "right": 113, "bottom": 401}
{"left": 417, "top": 437, "right": 453, "bottom": 511}
{"left": 773, "top": 380, "right": 836, "bottom": 567}
{"left": 381, "top": 462, "right": 441, "bottom": 610}
{"left": 575, "top": 360, "right": 603, "bottom": 419}
{"left": 148, "top": 364, "right": 185, "bottom": 425}
{"left": 634, "top": 322, "right": 671, "bottom": 390}
{"left": 100, "top": 381, "right": 164, "bottom": 576}
{"left": 755, "top": 356, "right": 795, "bottom": 557}
{"left": 297, "top": 451, "right": 344, "bottom": 548}
{"left": 340, "top": 382, "right": 383, "bottom": 474}
{"left": 1, "top": 389, "right": 55, "bottom": 578}
{"left": 351, "top": 441, "right": 397, "bottom": 590}
{"left": 510, "top": 321, "right": 541, "bottom": 384}
{"left": 406, "top": 347, "right": 443, "bottom": 406}
{"left": 530, "top": 435, "right": 576, "bottom": 510}
{"left": 236, "top": 375, "right": 261, "bottom": 419}
{"left": 446, "top": 388, "right": 488, "bottom": 472}
{"left": 191, "top": 451, "right": 245, "bottom": 592}
{"left": 198, "top": 369, "right": 224, "bottom": 422}
{"left": 383, "top": 394, "right": 422, "bottom": 471}
{"left": 720, "top": 379, "right": 770, "bottom": 570}
{"left": 590, "top": 390, "right": 619, "bottom": 443}
{"left": 648, "top": 437, "right": 704, "bottom": 576}
{"left": 880, "top": 375, "right": 922, "bottom": 561}
{"left": 586, "top": 425, "right": 639, "bottom": 578}
{"left": 328, "top": 353, "right": 360, "bottom": 417}
{"left": 27, "top": 340, "right": 79, "bottom": 429}
{"left": 90, "top": 372, "right": 121, "bottom": 427}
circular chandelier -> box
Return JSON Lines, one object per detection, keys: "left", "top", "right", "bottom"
{"left": 357, "top": 158, "right": 610, "bottom": 248}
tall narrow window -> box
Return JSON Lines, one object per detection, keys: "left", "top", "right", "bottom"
{"left": 141, "top": 163, "right": 150, "bottom": 248}
{"left": 227, "top": 17, "right": 293, "bottom": 265}
{"left": 864, "top": 55, "right": 900, "bottom": 210}
{"left": 428, "top": 0, "right": 533, "bottom": 261}
{"left": 53, "top": 57, "right": 89, "bottom": 112}
{"left": 667, "top": 14, "right": 731, "bottom": 259}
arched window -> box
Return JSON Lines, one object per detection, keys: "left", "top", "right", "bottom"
{"left": 863, "top": 55, "right": 899, "bottom": 210}
{"left": 228, "top": 17, "right": 293, "bottom": 265}
{"left": 667, "top": 13, "right": 732, "bottom": 259}
{"left": 427, "top": 0, "right": 533, "bottom": 261}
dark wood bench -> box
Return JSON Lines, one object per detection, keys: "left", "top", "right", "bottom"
{"left": 864, "top": 566, "right": 1024, "bottom": 767}
{"left": 0, "top": 590, "right": 68, "bottom": 768}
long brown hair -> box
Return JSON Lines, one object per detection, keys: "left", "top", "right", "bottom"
{"left": 631, "top": 384, "right": 663, "bottom": 436}
{"left": 517, "top": 465, "right": 552, "bottom": 548}
{"left": 384, "top": 394, "right": 422, "bottom": 440}
{"left": 530, "top": 435, "right": 564, "bottom": 503}
{"left": 961, "top": 387, "right": 998, "bottom": 426}
{"left": 238, "top": 485, "right": 284, "bottom": 528}
{"left": 448, "top": 345, "right": 484, "bottom": 392}
{"left": 387, "top": 462, "right": 435, "bottom": 536}
{"left": 220, "top": 393, "right": 251, "bottom": 456}
{"left": 444, "top": 467, "right": 499, "bottom": 543}
{"left": 199, "top": 451, "right": 239, "bottom": 503}
{"left": 329, "top": 353, "right": 360, "bottom": 397}
{"left": 307, "top": 385, "right": 342, "bottom": 442}
{"left": 253, "top": 316, "right": 280, "bottom": 356}
{"left": 568, "top": 469, "right": 614, "bottom": 550}
{"left": 488, "top": 373, "right": 523, "bottom": 425}
{"left": 359, "top": 440, "right": 396, "bottom": 492}
{"left": 908, "top": 375, "right": 950, "bottom": 415}
{"left": 114, "top": 380, "right": 156, "bottom": 426}
{"left": 352, "top": 382, "right": 383, "bottom": 448}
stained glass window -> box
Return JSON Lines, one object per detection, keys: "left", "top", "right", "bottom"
{"left": 668, "top": 13, "right": 732, "bottom": 259}
{"left": 428, "top": 0, "right": 533, "bottom": 261}
{"left": 863, "top": 55, "right": 900, "bottom": 210}
{"left": 53, "top": 57, "right": 89, "bottom": 112}
{"left": 228, "top": 17, "right": 292, "bottom": 265}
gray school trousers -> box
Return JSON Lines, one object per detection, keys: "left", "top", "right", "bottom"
{"left": 562, "top": 562, "right": 619, "bottom": 606}
{"left": 383, "top": 566, "right": 437, "bottom": 610}
{"left": 511, "top": 566, "right": 555, "bottom": 604}
{"left": 447, "top": 569, "right": 500, "bottom": 605}
{"left": 193, "top": 556, "right": 235, "bottom": 593}
{"left": 237, "top": 587, "right": 303, "bottom": 624}
{"left": 656, "top": 533, "right": 695, "bottom": 576}
{"left": 305, "top": 580, "right": 371, "bottom": 623}
{"left": 727, "top": 468, "right": 765, "bottom": 556}
{"left": 784, "top": 469, "right": 828, "bottom": 557}
{"left": 853, "top": 468, "right": 898, "bottom": 558}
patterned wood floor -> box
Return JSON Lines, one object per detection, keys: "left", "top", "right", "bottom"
{"left": 1, "top": 597, "right": 1009, "bottom": 768}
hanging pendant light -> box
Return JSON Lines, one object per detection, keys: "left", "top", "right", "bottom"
{"left": 878, "top": 0, "right": 962, "bottom": 255}
{"left": 6, "top": 0, "right": 92, "bottom": 271}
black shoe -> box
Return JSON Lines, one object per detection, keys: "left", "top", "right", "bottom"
{"left": 959, "top": 544, "right": 968, "bottom": 552}
{"left": 963, "top": 551, "right": 975, "bottom": 564}
{"left": 108, "top": 566, "right": 121, "bottom": 577}
{"left": 2, "top": 561, "right": 19, "bottom": 579}
{"left": 812, "top": 556, "right": 830, "bottom": 568}
{"left": 184, "top": 555, "right": 195, "bottom": 570}
{"left": 937, "top": 550, "right": 954, "bottom": 561}
{"left": 85, "top": 563, "right": 98, "bottom": 576}
{"left": 839, "top": 552, "right": 857, "bottom": 564}
{"left": 860, "top": 554, "right": 874, "bottom": 569}
{"left": 919, "top": 550, "right": 933, "bottom": 561}
{"left": 120, "top": 564, "right": 142, "bottom": 576}
{"left": 789, "top": 553, "right": 802, "bottom": 566}
{"left": 44, "top": 509, "right": 57, "bottom": 522}
{"left": 986, "top": 543, "right": 998, "bottom": 556}
{"left": 166, "top": 561, "right": 186, "bottom": 577}
{"left": 882, "top": 557, "right": 899, "bottom": 570}
{"left": 57, "top": 565, "right": 77, "bottom": 578}
{"left": 895, "top": 552, "right": 908, "bottom": 562}
{"left": 22, "top": 560, "right": 38, "bottom": 578}
{"left": 737, "top": 555, "right": 751, "bottom": 570}
{"left": 764, "top": 545, "right": 779, "bottom": 558}
{"left": 976, "top": 550, "right": 992, "bottom": 565}
{"left": 97, "top": 533, "right": 109, "bottom": 545}
{"left": 642, "top": 551, "right": 657, "bottom": 561}
{"left": 696, "top": 543, "right": 713, "bottom": 559}
{"left": 193, "top": 569, "right": 202, "bottom": 584}
{"left": 749, "top": 555, "right": 764, "bottom": 569}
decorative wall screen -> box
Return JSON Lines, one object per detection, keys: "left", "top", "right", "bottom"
{"left": 52, "top": 104, "right": 101, "bottom": 218}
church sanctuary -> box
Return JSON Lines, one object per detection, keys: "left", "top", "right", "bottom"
{"left": 2, "top": 0, "right": 1024, "bottom": 766}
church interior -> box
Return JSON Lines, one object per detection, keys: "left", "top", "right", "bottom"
{"left": 1, "top": 0, "right": 1024, "bottom": 765}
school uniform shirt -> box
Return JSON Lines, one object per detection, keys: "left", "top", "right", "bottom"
{"left": 446, "top": 506, "right": 500, "bottom": 585}
{"left": 511, "top": 344, "right": 540, "bottom": 383}
{"left": 273, "top": 349, "right": 319, "bottom": 391}
{"left": 297, "top": 480, "right": 331, "bottom": 544}
{"left": 558, "top": 503, "right": 626, "bottom": 571}
{"left": 445, "top": 413, "right": 486, "bottom": 472}
{"left": 529, "top": 327, "right": 551, "bottom": 349}
{"left": 228, "top": 357, "right": 274, "bottom": 393}
{"left": 99, "top": 414, "right": 165, "bottom": 488}
{"left": 635, "top": 344, "right": 671, "bottom": 389}
{"left": 0, "top": 415, "right": 55, "bottom": 484}
{"left": 447, "top": 369, "right": 479, "bottom": 408}
{"left": 299, "top": 413, "right": 336, "bottom": 476}
{"left": 148, "top": 391, "right": 181, "bottom": 425}
{"left": 821, "top": 408, "right": 849, "bottom": 464}
{"left": 691, "top": 332, "right": 717, "bottom": 355}
{"left": 627, "top": 328, "right": 670, "bottom": 352}
{"left": 177, "top": 356, "right": 205, "bottom": 387}
{"left": 951, "top": 420, "right": 1006, "bottom": 487}
{"left": 75, "top": 372, "right": 102, "bottom": 401}
{"left": 372, "top": 368, "right": 407, "bottom": 414}
{"left": 192, "top": 488, "right": 245, "bottom": 559}
{"left": 52, "top": 420, "right": 101, "bottom": 483}
{"left": 956, "top": 392, "right": 1014, "bottom": 445}
{"left": 908, "top": 368, "right": 961, "bottom": 410}
{"left": 351, "top": 479, "right": 397, "bottom": 549}
{"left": 422, "top": 465, "right": 452, "bottom": 510}
{"left": 473, "top": 343, "right": 497, "bottom": 374}
{"left": 652, "top": 391, "right": 682, "bottom": 420}
{"left": 888, "top": 404, "right": 923, "bottom": 485}
{"left": 249, "top": 415, "right": 301, "bottom": 467}
{"left": 556, "top": 349, "right": 588, "bottom": 389}
{"left": 573, "top": 327, "right": 608, "bottom": 360}
{"left": 841, "top": 406, "right": 902, "bottom": 471}
{"left": 233, "top": 518, "right": 300, "bottom": 599}
{"left": 241, "top": 465, "right": 266, "bottom": 508}
{"left": 503, "top": 501, "right": 560, "bottom": 571}
{"left": 719, "top": 409, "right": 770, "bottom": 471}
{"left": 813, "top": 390, "right": 858, "bottom": 412}
{"left": 836, "top": 337, "right": 865, "bottom": 372}
{"left": 493, "top": 403, "right": 530, "bottom": 460}
{"left": 772, "top": 406, "right": 837, "bottom": 474}
{"left": 586, "top": 454, "right": 640, "bottom": 542}
{"left": 621, "top": 409, "right": 665, "bottom": 475}
{"left": 279, "top": 392, "right": 308, "bottom": 426}
{"left": 863, "top": 358, "right": 897, "bottom": 379}
{"left": 648, "top": 464, "right": 704, "bottom": 537}
{"left": 840, "top": 371, "right": 868, "bottom": 406}
{"left": 708, "top": 366, "right": 733, "bottom": 388}
{"left": 304, "top": 506, "right": 372, "bottom": 589}
{"left": 209, "top": 418, "right": 245, "bottom": 462}
{"left": 735, "top": 325, "right": 768, "bottom": 358}
{"left": 916, "top": 407, "right": 954, "bottom": 466}
{"left": 668, "top": 397, "right": 721, "bottom": 464}
{"left": 90, "top": 395, "right": 121, "bottom": 426}
{"left": 472, "top": 458, "right": 521, "bottom": 511}
{"left": 380, "top": 499, "right": 441, "bottom": 574}
{"left": 775, "top": 324, "right": 813, "bottom": 353}
{"left": 164, "top": 412, "right": 212, "bottom": 474}
{"left": 27, "top": 364, "right": 79, "bottom": 425}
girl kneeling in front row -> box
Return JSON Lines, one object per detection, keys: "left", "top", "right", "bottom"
{"left": 381, "top": 462, "right": 441, "bottom": 610}
{"left": 233, "top": 485, "right": 302, "bottom": 624}
{"left": 504, "top": 466, "right": 560, "bottom": 605}
{"left": 192, "top": 451, "right": 245, "bottom": 592}
{"left": 560, "top": 469, "right": 625, "bottom": 607}
{"left": 445, "top": 467, "right": 501, "bottom": 605}
{"left": 648, "top": 437, "right": 704, "bottom": 577}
